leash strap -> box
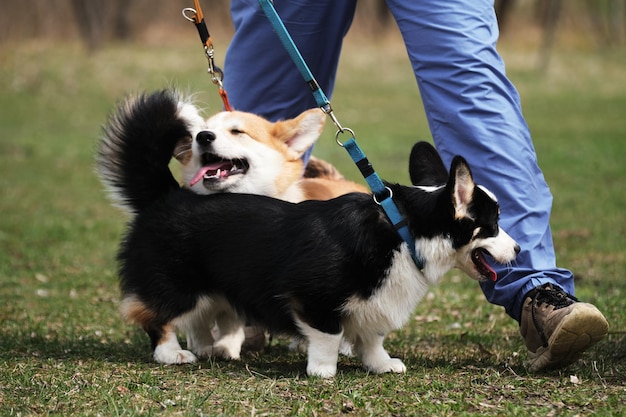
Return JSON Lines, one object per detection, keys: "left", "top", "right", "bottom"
{"left": 257, "top": 0, "right": 331, "bottom": 112}
{"left": 342, "top": 137, "right": 425, "bottom": 269}
{"left": 258, "top": 0, "right": 424, "bottom": 269}
{"left": 183, "top": 0, "right": 233, "bottom": 111}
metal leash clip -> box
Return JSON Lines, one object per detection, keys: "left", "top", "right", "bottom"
{"left": 182, "top": 2, "right": 232, "bottom": 111}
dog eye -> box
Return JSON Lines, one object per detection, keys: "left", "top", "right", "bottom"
{"left": 230, "top": 128, "right": 245, "bottom": 135}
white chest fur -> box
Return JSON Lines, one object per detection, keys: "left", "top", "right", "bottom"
{"left": 341, "top": 244, "right": 428, "bottom": 336}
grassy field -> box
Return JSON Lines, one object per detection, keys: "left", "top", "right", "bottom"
{"left": 0, "top": 28, "right": 625, "bottom": 416}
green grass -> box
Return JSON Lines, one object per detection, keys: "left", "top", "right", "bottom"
{"left": 0, "top": 33, "right": 625, "bottom": 416}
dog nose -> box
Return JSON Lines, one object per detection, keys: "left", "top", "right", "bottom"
{"left": 514, "top": 244, "right": 521, "bottom": 255}
{"left": 196, "top": 131, "right": 216, "bottom": 144}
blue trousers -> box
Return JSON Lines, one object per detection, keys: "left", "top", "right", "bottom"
{"left": 223, "top": 0, "right": 574, "bottom": 322}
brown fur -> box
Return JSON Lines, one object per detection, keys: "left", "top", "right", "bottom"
{"left": 175, "top": 107, "right": 367, "bottom": 203}
{"left": 301, "top": 156, "right": 369, "bottom": 200}
{"left": 120, "top": 295, "right": 156, "bottom": 329}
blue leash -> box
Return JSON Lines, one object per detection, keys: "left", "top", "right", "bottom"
{"left": 258, "top": 0, "right": 425, "bottom": 270}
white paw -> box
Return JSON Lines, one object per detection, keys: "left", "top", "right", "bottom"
{"left": 339, "top": 339, "right": 354, "bottom": 357}
{"left": 213, "top": 343, "right": 240, "bottom": 360}
{"left": 212, "top": 326, "right": 245, "bottom": 360}
{"left": 307, "top": 363, "right": 337, "bottom": 378}
{"left": 154, "top": 348, "right": 198, "bottom": 364}
{"left": 367, "top": 358, "right": 406, "bottom": 374}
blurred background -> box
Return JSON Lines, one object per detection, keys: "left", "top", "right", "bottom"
{"left": 1, "top": 0, "right": 625, "bottom": 60}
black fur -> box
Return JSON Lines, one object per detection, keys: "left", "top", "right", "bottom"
{"left": 97, "top": 90, "right": 191, "bottom": 213}
{"left": 409, "top": 141, "right": 449, "bottom": 185}
{"left": 121, "top": 190, "right": 400, "bottom": 336}
{"left": 113, "top": 158, "right": 468, "bottom": 343}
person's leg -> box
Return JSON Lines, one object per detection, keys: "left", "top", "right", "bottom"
{"left": 385, "top": 0, "right": 607, "bottom": 370}
{"left": 386, "top": 0, "right": 569, "bottom": 319}
{"left": 223, "top": 0, "right": 357, "bottom": 121}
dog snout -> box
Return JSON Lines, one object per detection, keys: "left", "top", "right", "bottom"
{"left": 196, "top": 131, "right": 216, "bottom": 145}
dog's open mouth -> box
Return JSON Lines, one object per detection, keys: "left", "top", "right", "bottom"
{"left": 189, "top": 153, "right": 249, "bottom": 187}
{"left": 472, "top": 248, "right": 497, "bottom": 282}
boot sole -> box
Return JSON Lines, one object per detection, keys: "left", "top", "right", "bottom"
{"left": 527, "top": 303, "right": 608, "bottom": 372}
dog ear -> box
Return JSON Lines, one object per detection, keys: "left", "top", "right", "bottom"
{"left": 409, "top": 141, "right": 449, "bottom": 186}
{"left": 447, "top": 156, "right": 475, "bottom": 219}
{"left": 172, "top": 135, "right": 193, "bottom": 164}
{"left": 172, "top": 98, "right": 203, "bottom": 164}
{"left": 272, "top": 109, "right": 326, "bottom": 157}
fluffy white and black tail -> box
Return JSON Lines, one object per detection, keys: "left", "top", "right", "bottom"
{"left": 96, "top": 90, "right": 202, "bottom": 214}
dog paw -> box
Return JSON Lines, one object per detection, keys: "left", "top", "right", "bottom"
{"left": 339, "top": 339, "right": 354, "bottom": 357}
{"left": 366, "top": 358, "right": 406, "bottom": 374}
{"left": 213, "top": 345, "right": 239, "bottom": 360}
{"left": 212, "top": 327, "right": 245, "bottom": 360}
{"left": 153, "top": 348, "right": 198, "bottom": 364}
{"left": 213, "top": 340, "right": 242, "bottom": 360}
{"left": 307, "top": 363, "right": 337, "bottom": 378}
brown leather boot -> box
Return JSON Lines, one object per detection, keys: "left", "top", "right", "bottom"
{"left": 520, "top": 283, "right": 608, "bottom": 372}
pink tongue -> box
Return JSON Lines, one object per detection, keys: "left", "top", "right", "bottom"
{"left": 477, "top": 250, "right": 497, "bottom": 282}
{"left": 488, "top": 266, "right": 497, "bottom": 282}
{"left": 189, "top": 166, "right": 212, "bottom": 186}
{"left": 189, "top": 163, "right": 230, "bottom": 186}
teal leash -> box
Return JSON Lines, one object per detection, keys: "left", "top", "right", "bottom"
{"left": 257, "top": 0, "right": 330, "bottom": 111}
{"left": 341, "top": 135, "right": 424, "bottom": 270}
{"left": 257, "top": 0, "right": 425, "bottom": 270}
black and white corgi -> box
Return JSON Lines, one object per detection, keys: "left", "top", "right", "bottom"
{"left": 96, "top": 93, "right": 520, "bottom": 378}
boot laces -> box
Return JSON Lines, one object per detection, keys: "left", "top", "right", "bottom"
{"left": 528, "top": 284, "right": 578, "bottom": 347}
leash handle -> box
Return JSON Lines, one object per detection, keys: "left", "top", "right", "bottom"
{"left": 183, "top": 1, "right": 233, "bottom": 111}
{"left": 186, "top": 0, "right": 211, "bottom": 48}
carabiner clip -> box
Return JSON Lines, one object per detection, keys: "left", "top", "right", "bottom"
{"left": 320, "top": 103, "right": 346, "bottom": 136}
{"left": 182, "top": 8, "right": 198, "bottom": 23}
{"left": 334, "top": 127, "right": 355, "bottom": 147}
{"left": 372, "top": 186, "right": 393, "bottom": 205}
{"left": 210, "top": 66, "right": 225, "bottom": 87}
